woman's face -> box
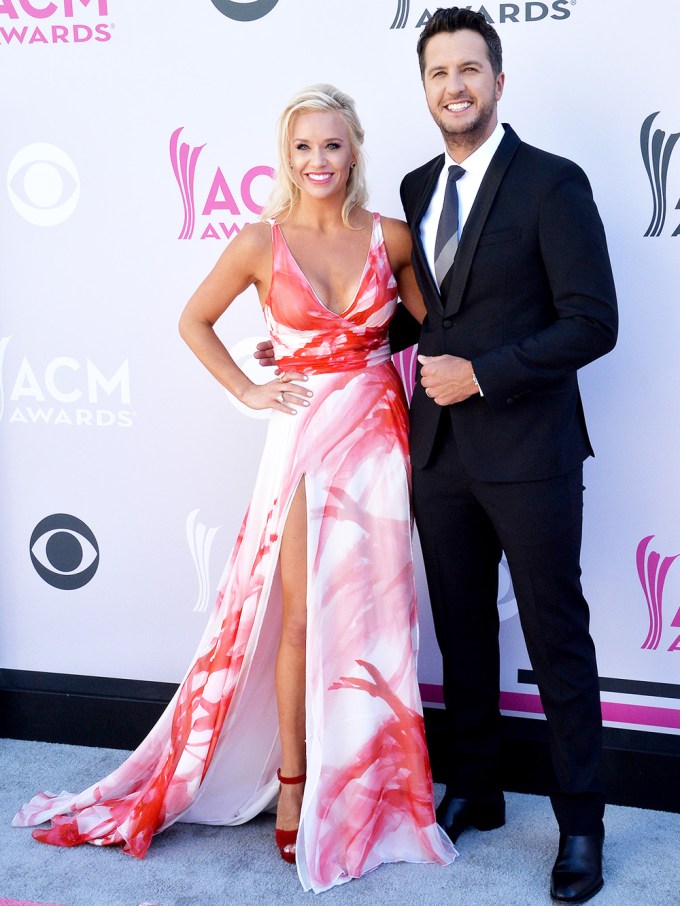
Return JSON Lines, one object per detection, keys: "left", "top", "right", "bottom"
{"left": 288, "top": 110, "right": 355, "bottom": 202}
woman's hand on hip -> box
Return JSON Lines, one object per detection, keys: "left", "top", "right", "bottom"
{"left": 241, "top": 371, "right": 312, "bottom": 415}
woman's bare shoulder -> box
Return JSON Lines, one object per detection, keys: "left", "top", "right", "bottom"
{"left": 380, "top": 215, "right": 411, "bottom": 237}
{"left": 379, "top": 216, "right": 413, "bottom": 267}
{"left": 218, "top": 221, "right": 272, "bottom": 273}
{"left": 237, "top": 220, "right": 273, "bottom": 251}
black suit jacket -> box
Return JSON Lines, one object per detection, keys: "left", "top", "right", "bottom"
{"left": 399, "top": 125, "right": 618, "bottom": 479}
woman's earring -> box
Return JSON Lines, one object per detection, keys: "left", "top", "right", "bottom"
{"left": 351, "top": 162, "right": 356, "bottom": 169}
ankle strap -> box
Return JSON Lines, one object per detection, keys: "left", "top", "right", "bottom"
{"left": 277, "top": 768, "right": 306, "bottom": 785}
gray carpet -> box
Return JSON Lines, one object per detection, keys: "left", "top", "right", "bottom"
{"left": 1, "top": 738, "right": 677, "bottom": 906}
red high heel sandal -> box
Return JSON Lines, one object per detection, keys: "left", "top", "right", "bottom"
{"left": 275, "top": 768, "right": 306, "bottom": 864}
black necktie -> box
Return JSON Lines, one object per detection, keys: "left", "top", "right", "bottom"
{"left": 434, "top": 164, "right": 465, "bottom": 288}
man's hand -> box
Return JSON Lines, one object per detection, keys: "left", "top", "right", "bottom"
{"left": 418, "top": 354, "right": 479, "bottom": 405}
{"left": 254, "top": 339, "right": 277, "bottom": 367}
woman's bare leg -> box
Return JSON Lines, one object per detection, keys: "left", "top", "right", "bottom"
{"left": 275, "top": 479, "right": 307, "bottom": 853}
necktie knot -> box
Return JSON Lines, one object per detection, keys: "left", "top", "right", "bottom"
{"left": 447, "top": 164, "right": 466, "bottom": 184}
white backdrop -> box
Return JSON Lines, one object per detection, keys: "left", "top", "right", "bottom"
{"left": 1, "top": 0, "right": 679, "bottom": 739}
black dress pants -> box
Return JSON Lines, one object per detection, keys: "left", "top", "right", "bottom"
{"left": 412, "top": 416, "right": 605, "bottom": 834}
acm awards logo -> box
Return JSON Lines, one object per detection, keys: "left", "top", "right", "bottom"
{"left": 170, "top": 127, "right": 274, "bottom": 241}
{"left": 637, "top": 535, "right": 680, "bottom": 652}
{"left": 641, "top": 112, "right": 680, "bottom": 238}
{"left": 390, "top": 0, "right": 573, "bottom": 28}
{"left": 209, "top": 0, "right": 278, "bottom": 21}
{"left": 0, "top": 0, "right": 113, "bottom": 46}
{"left": 0, "top": 336, "right": 133, "bottom": 428}
{"left": 30, "top": 513, "right": 100, "bottom": 590}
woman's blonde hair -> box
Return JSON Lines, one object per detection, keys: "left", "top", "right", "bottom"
{"left": 261, "top": 84, "right": 368, "bottom": 228}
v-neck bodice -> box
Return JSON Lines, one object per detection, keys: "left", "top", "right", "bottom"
{"left": 264, "top": 213, "right": 398, "bottom": 374}
{"left": 277, "top": 222, "right": 373, "bottom": 318}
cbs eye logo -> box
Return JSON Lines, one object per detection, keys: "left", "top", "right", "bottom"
{"left": 7, "top": 143, "right": 80, "bottom": 227}
{"left": 210, "top": 0, "right": 279, "bottom": 22}
{"left": 30, "top": 514, "right": 99, "bottom": 590}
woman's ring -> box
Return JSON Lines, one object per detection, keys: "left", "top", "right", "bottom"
{"left": 277, "top": 391, "right": 285, "bottom": 404}
{"left": 279, "top": 372, "right": 288, "bottom": 383}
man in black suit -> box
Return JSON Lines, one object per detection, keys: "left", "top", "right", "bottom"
{"left": 399, "top": 8, "right": 617, "bottom": 904}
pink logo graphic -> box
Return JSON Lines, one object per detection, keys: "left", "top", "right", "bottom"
{"left": 169, "top": 127, "right": 274, "bottom": 241}
{"left": 169, "top": 127, "right": 205, "bottom": 241}
{"left": 0, "top": 0, "right": 112, "bottom": 45}
{"left": 636, "top": 534, "right": 680, "bottom": 651}
{"left": 0, "top": 0, "right": 109, "bottom": 14}
{"left": 392, "top": 345, "right": 417, "bottom": 401}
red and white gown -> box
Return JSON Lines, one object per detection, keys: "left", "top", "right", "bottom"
{"left": 13, "top": 213, "right": 456, "bottom": 892}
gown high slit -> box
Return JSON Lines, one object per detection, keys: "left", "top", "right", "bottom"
{"left": 13, "top": 213, "right": 457, "bottom": 892}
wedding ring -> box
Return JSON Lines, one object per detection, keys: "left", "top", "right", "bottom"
{"left": 426, "top": 388, "right": 433, "bottom": 398}
{"left": 277, "top": 391, "right": 285, "bottom": 404}
{"left": 279, "top": 372, "right": 289, "bottom": 383}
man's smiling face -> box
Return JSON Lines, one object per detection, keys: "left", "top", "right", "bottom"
{"left": 422, "top": 29, "right": 504, "bottom": 155}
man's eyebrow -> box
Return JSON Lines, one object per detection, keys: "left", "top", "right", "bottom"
{"left": 426, "top": 57, "right": 485, "bottom": 73}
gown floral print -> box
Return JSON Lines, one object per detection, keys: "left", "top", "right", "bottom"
{"left": 14, "top": 213, "right": 456, "bottom": 892}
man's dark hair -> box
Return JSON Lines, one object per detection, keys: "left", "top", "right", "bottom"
{"left": 417, "top": 7, "right": 503, "bottom": 78}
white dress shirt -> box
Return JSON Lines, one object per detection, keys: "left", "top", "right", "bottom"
{"left": 419, "top": 122, "right": 505, "bottom": 396}
{"left": 420, "top": 121, "right": 505, "bottom": 279}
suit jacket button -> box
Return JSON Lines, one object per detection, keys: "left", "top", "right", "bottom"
{"left": 442, "top": 317, "right": 453, "bottom": 328}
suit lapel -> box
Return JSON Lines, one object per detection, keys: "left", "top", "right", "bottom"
{"left": 411, "top": 155, "right": 445, "bottom": 314}
{"left": 441, "top": 125, "right": 522, "bottom": 313}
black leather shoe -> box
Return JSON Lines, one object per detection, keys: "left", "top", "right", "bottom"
{"left": 550, "top": 830, "right": 604, "bottom": 904}
{"left": 435, "top": 791, "right": 505, "bottom": 842}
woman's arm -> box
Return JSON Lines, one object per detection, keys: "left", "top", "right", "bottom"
{"left": 381, "top": 216, "right": 426, "bottom": 325}
{"left": 179, "top": 223, "right": 310, "bottom": 413}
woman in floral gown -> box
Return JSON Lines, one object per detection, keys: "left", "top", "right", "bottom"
{"left": 14, "top": 84, "right": 456, "bottom": 892}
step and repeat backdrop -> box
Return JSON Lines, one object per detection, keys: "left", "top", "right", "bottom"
{"left": 1, "top": 1, "right": 678, "bottom": 739}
